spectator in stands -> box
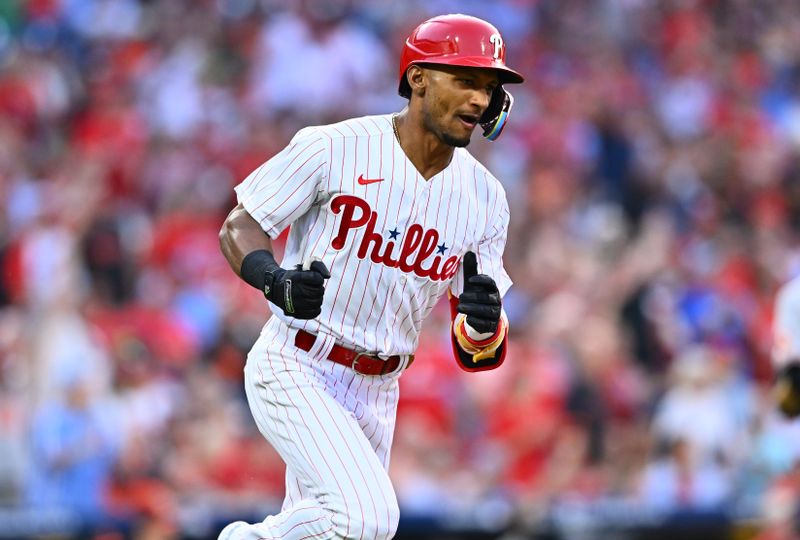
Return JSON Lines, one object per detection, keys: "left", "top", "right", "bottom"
{"left": 25, "top": 374, "right": 118, "bottom": 524}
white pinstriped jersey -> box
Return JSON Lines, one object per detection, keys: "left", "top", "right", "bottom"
{"left": 235, "top": 114, "right": 511, "bottom": 357}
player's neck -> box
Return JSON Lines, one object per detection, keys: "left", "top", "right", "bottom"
{"left": 393, "top": 111, "right": 455, "bottom": 181}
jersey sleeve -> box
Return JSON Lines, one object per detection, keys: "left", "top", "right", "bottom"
{"left": 449, "top": 189, "right": 512, "bottom": 298}
{"left": 234, "top": 127, "right": 329, "bottom": 239}
{"left": 773, "top": 276, "right": 800, "bottom": 367}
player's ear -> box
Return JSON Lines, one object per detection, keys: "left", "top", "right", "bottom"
{"left": 407, "top": 65, "right": 427, "bottom": 97}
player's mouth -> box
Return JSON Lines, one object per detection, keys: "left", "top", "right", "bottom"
{"left": 458, "top": 114, "right": 479, "bottom": 130}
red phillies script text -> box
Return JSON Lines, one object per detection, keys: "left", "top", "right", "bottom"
{"left": 329, "top": 195, "right": 460, "bottom": 282}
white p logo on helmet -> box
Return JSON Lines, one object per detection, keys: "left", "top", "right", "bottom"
{"left": 489, "top": 33, "right": 503, "bottom": 60}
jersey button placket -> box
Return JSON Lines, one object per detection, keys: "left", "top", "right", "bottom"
{"left": 413, "top": 176, "right": 433, "bottom": 224}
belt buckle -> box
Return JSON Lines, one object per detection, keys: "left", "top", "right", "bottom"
{"left": 351, "top": 351, "right": 370, "bottom": 372}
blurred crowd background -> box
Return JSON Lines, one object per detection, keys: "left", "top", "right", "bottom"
{"left": 2, "top": 0, "right": 800, "bottom": 538}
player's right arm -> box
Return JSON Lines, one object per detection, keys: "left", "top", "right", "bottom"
{"left": 447, "top": 251, "right": 509, "bottom": 372}
{"left": 219, "top": 204, "right": 330, "bottom": 320}
{"left": 219, "top": 203, "right": 276, "bottom": 277}
{"left": 219, "top": 127, "right": 331, "bottom": 319}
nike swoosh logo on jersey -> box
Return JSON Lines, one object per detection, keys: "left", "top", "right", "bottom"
{"left": 357, "top": 174, "right": 384, "bottom": 185}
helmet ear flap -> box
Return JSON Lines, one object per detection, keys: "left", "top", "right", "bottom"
{"left": 480, "top": 87, "right": 514, "bottom": 141}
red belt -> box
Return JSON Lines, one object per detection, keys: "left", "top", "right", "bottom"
{"left": 294, "top": 330, "right": 413, "bottom": 376}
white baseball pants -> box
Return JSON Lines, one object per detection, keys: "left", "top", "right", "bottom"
{"left": 220, "top": 317, "right": 403, "bottom": 540}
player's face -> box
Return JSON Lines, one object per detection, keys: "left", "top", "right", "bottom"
{"left": 421, "top": 65, "right": 499, "bottom": 147}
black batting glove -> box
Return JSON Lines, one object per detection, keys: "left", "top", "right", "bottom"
{"left": 457, "top": 251, "right": 501, "bottom": 335}
{"left": 266, "top": 260, "right": 330, "bottom": 320}
{"left": 241, "top": 251, "right": 330, "bottom": 320}
{"left": 776, "top": 363, "right": 800, "bottom": 419}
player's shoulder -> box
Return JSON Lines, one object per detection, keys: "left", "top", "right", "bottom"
{"left": 454, "top": 148, "right": 508, "bottom": 198}
{"left": 300, "top": 114, "right": 392, "bottom": 141}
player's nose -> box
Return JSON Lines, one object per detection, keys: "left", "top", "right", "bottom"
{"left": 468, "top": 88, "right": 491, "bottom": 114}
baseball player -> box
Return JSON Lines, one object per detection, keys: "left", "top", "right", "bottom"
{"left": 773, "top": 275, "right": 800, "bottom": 419}
{"left": 217, "top": 14, "right": 523, "bottom": 540}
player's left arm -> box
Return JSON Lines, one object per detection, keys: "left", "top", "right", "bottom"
{"left": 448, "top": 251, "right": 509, "bottom": 371}
{"left": 448, "top": 196, "right": 512, "bottom": 372}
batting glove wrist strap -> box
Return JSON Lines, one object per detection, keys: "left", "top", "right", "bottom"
{"left": 241, "top": 250, "right": 331, "bottom": 320}
{"left": 453, "top": 312, "right": 507, "bottom": 363}
{"left": 240, "top": 249, "right": 282, "bottom": 294}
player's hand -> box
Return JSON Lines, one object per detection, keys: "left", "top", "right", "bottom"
{"left": 457, "top": 251, "right": 501, "bottom": 335}
{"left": 268, "top": 260, "right": 331, "bottom": 319}
{"left": 776, "top": 362, "right": 800, "bottom": 419}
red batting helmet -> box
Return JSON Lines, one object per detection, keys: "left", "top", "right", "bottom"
{"left": 398, "top": 14, "right": 524, "bottom": 141}
{"left": 397, "top": 14, "right": 524, "bottom": 99}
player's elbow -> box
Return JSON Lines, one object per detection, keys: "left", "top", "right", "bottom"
{"left": 218, "top": 208, "right": 247, "bottom": 274}
{"left": 218, "top": 214, "right": 233, "bottom": 254}
{"left": 218, "top": 205, "right": 246, "bottom": 256}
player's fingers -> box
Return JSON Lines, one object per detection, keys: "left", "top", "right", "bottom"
{"left": 295, "top": 290, "right": 325, "bottom": 304}
{"left": 292, "top": 292, "right": 323, "bottom": 305}
{"left": 457, "top": 302, "right": 501, "bottom": 320}
{"left": 294, "top": 305, "right": 323, "bottom": 317}
{"left": 297, "top": 286, "right": 326, "bottom": 300}
{"left": 467, "top": 274, "right": 498, "bottom": 291}
{"left": 309, "top": 260, "right": 331, "bottom": 279}
{"left": 294, "top": 281, "right": 325, "bottom": 296}
{"left": 462, "top": 251, "right": 478, "bottom": 281}
{"left": 296, "top": 270, "right": 325, "bottom": 286}
{"left": 290, "top": 307, "right": 322, "bottom": 320}
{"left": 459, "top": 290, "right": 500, "bottom": 306}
